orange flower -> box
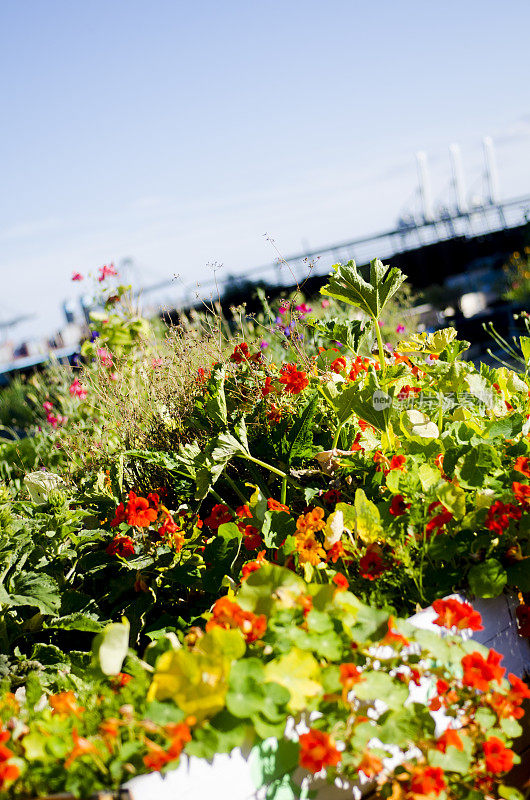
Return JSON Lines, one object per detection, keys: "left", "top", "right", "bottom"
{"left": 483, "top": 736, "right": 514, "bottom": 774}
{"left": 106, "top": 535, "right": 135, "bottom": 558}
{"left": 436, "top": 728, "right": 463, "bottom": 753}
{"left": 143, "top": 739, "right": 171, "bottom": 771}
{"left": 432, "top": 598, "right": 483, "bottom": 631}
{"left": 99, "top": 718, "right": 121, "bottom": 739}
{"left": 206, "top": 596, "right": 266, "bottom": 643}
{"left": 409, "top": 765, "right": 446, "bottom": 797}
{"left": 64, "top": 728, "right": 97, "bottom": 769}
{"left": 268, "top": 498, "right": 290, "bottom": 513}
{"left": 339, "top": 663, "right": 363, "bottom": 701}
{"left": 126, "top": 491, "right": 158, "bottom": 527}
{"left": 357, "top": 750, "right": 383, "bottom": 778}
{"left": 298, "top": 729, "right": 341, "bottom": 773}
{"left": 241, "top": 550, "right": 267, "bottom": 580}
{"left": 461, "top": 649, "right": 505, "bottom": 691}
{"left": 50, "top": 691, "right": 84, "bottom": 718}
{"left": 296, "top": 507, "right": 325, "bottom": 536}
{"left": 332, "top": 573, "right": 349, "bottom": 591}
{"left": 330, "top": 357, "right": 347, "bottom": 373}
{"left": 110, "top": 501, "right": 127, "bottom": 527}
{"left": 382, "top": 616, "right": 409, "bottom": 647}
{"left": 296, "top": 533, "right": 325, "bottom": 566}
{"left": 514, "top": 456, "right": 530, "bottom": 478}
{"left": 236, "top": 504, "right": 252, "bottom": 518}
{"left": 0, "top": 748, "right": 19, "bottom": 789}
{"left": 513, "top": 481, "right": 530, "bottom": 506}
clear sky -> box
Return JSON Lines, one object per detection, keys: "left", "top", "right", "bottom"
{"left": 1, "top": 0, "right": 529, "bottom": 339}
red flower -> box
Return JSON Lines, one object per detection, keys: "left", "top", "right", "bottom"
{"left": 110, "top": 502, "right": 127, "bottom": 528}
{"left": 321, "top": 489, "right": 342, "bottom": 505}
{"left": 359, "top": 544, "right": 388, "bottom": 580}
{"left": 513, "top": 481, "right": 530, "bottom": 507}
{"left": 230, "top": 343, "right": 250, "bottom": 364}
{"left": 462, "top": 649, "right": 505, "bottom": 691}
{"left": 339, "top": 663, "right": 363, "bottom": 692}
{"left": 332, "top": 573, "right": 349, "bottom": 591}
{"left": 348, "top": 356, "right": 370, "bottom": 382}
{"left": 356, "top": 751, "right": 383, "bottom": 778}
{"left": 278, "top": 363, "right": 309, "bottom": 394}
{"left": 236, "top": 504, "right": 252, "bottom": 518}
{"left": 106, "top": 536, "right": 135, "bottom": 558}
{"left": 508, "top": 672, "right": 530, "bottom": 703}
{"left": 426, "top": 503, "right": 453, "bottom": 535}
{"left": 71, "top": 271, "right": 83, "bottom": 281}
{"left": 382, "top": 615, "right": 409, "bottom": 647}
{"left": 409, "top": 766, "right": 446, "bottom": 797}
{"left": 330, "top": 357, "right": 347, "bottom": 374}
{"left": 261, "top": 376, "right": 274, "bottom": 396}
{"left": 389, "top": 494, "right": 410, "bottom": 516}
{"left": 485, "top": 500, "right": 521, "bottom": 534}
{"left": 204, "top": 504, "right": 232, "bottom": 530}
{"left": 298, "top": 729, "right": 341, "bottom": 773}
{"left": 483, "top": 736, "right": 514, "bottom": 774}
{"left": 241, "top": 550, "right": 266, "bottom": 581}
{"left": 206, "top": 597, "right": 266, "bottom": 642}
{"left": 239, "top": 524, "right": 262, "bottom": 550}
{"left": 267, "top": 498, "right": 290, "bottom": 513}
{"left": 125, "top": 491, "right": 158, "bottom": 527}
{"left": 158, "top": 514, "right": 180, "bottom": 538}
{"left": 436, "top": 728, "right": 463, "bottom": 753}
{"left": 432, "top": 598, "right": 483, "bottom": 631}
{"left": 514, "top": 456, "right": 530, "bottom": 478}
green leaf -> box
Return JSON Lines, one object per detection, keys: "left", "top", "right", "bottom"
{"left": 396, "top": 328, "right": 458, "bottom": 355}
{"left": 428, "top": 746, "right": 471, "bottom": 774}
{"left": 354, "top": 488, "right": 383, "bottom": 542}
{"left": 436, "top": 483, "right": 466, "bottom": 519}
{"left": 506, "top": 559, "right": 530, "bottom": 591}
{"left": 499, "top": 785, "right": 524, "bottom": 800}
{"left": 310, "top": 317, "right": 369, "bottom": 355}
{"left": 354, "top": 672, "right": 408, "bottom": 710}
{"left": 286, "top": 394, "right": 318, "bottom": 465}
{"left": 458, "top": 444, "right": 502, "bottom": 488}
{"left": 204, "top": 364, "right": 228, "bottom": 428}
{"left": 92, "top": 618, "right": 130, "bottom": 675}
{"left": 321, "top": 258, "right": 407, "bottom": 320}
{"left": 468, "top": 559, "right": 507, "bottom": 599}
{"left": 3, "top": 572, "right": 61, "bottom": 615}
{"left": 400, "top": 409, "right": 439, "bottom": 441}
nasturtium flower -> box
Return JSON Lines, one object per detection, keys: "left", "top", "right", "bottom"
{"left": 106, "top": 536, "right": 135, "bottom": 558}
{"left": 482, "top": 736, "right": 515, "bottom": 774}
{"left": 332, "top": 573, "right": 349, "bottom": 591}
{"left": 64, "top": 728, "right": 97, "bottom": 769}
{"left": 206, "top": 597, "right": 266, "bottom": 643}
{"left": 278, "top": 363, "right": 309, "bottom": 394}
{"left": 267, "top": 498, "right": 289, "bottom": 513}
{"left": 241, "top": 550, "right": 266, "bottom": 581}
{"left": 359, "top": 544, "right": 388, "bottom": 580}
{"left": 514, "top": 456, "right": 530, "bottom": 478}
{"left": 330, "top": 357, "right": 347, "bottom": 374}
{"left": 389, "top": 494, "right": 410, "bottom": 516}
{"left": 298, "top": 729, "right": 341, "bottom": 773}
{"left": 230, "top": 343, "right": 250, "bottom": 363}
{"left": 436, "top": 727, "right": 464, "bottom": 753}
{"left": 126, "top": 491, "right": 158, "bottom": 527}
{"left": 432, "top": 598, "right": 483, "bottom": 631}
{"left": 204, "top": 504, "right": 232, "bottom": 530}
{"left": 409, "top": 766, "right": 446, "bottom": 797}
{"left": 356, "top": 750, "right": 383, "bottom": 778}
{"left": 110, "top": 502, "right": 127, "bottom": 528}
{"left": 461, "top": 649, "right": 505, "bottom": 691}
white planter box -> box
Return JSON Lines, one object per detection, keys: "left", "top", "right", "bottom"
{"left": 124, "top": 592, "right": 530, "bottom": 800}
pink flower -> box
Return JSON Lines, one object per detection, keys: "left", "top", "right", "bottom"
{"left": 43, "top": 401, "right": 53, "bottom": 412}
{"left": 295, "top": 303, "right": 312, "bottom": 315}
{"left": 97, "top": 264, "right": 118, "bottom": 282}
{"left": 71, "top": 272, "right": 83, "bottom": 281}
{"left": 96, "top": 348, "right": 113, "bottom": 367}
{"left": 321, "top": 299, "right": 330, "bottom": 308}
{"left": 151, "top": 358, "right": 163, "bottom": 368}
{"left": 47, "top": 413, "right": 67, "bottom": 429}
{"left": 396, "top": 324, "right": 405, "bottom": 334}
{"left": 278, "top": 306, "right": 289, "bottom": 315}
{"left": 69, "top": 379, "right": 87, "bottom": 399}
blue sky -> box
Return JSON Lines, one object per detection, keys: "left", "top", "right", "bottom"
{"left": 1, "top": 0, "right": 529, "bottom": 338}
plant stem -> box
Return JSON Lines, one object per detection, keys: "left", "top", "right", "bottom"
{"left": 280, "top": 476, "right": 287, "bottom": 506}
{"left": 243, "top": 455, "right": 289, "bottom": 480}
{"left": 373, "top": 316, "right": 386, "bottom": 378}
{"left": 331, "top": 420, "right": 345, "bottom": 451}
{"left": 223, "top": 472, "right": 248, "bottom": 504}
{"left": 209, "top": 487, "right": 236, "bottom": 516}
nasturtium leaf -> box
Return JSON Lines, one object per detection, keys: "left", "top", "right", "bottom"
{"left": 436, "top": 482, "right": 466, "bottom": 519}
{"left": 264, "top": 649, "right": 321, "bottom": 712}
{"left": 237, "top": 564, "right": 306, "bottom": 616}
{"left": 400, "top": 409, "right": 439, "bottom": 441}
{"left": 468, "top": 559, "right": 507, "bottom": 599}
{"left": 418, "top": 464, "right": 441, "bottom": 492}
{"left": 92, "top": 618, "right": 130, "bottom": 675}
{"left": 354, "top": 488, "right": 383, "bottom": 543}
{"left": 428, "top": 746, "right": 472, "bottom": 775}
{"left": 321, "top": 258, "right": 407, "bottom": 320}
{"left": 354, "top": 672, "right": 408, "bottom": 710}
{"left": 499, "top": 784, "right": 525, "bottom": 800}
